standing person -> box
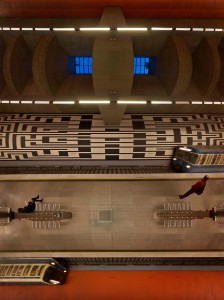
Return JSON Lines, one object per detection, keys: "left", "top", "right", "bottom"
{"left": 18, "top": 195, "right": 43, "bottom": 213}
{"left": 179, "top": 175, "right": 209, "bottom": 199}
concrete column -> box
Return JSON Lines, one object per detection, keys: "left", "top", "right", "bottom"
{"left": 93, "top": 7, "right": 134, "bottom": 125}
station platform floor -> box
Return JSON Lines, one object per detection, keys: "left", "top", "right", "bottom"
{"left": 0, "top": 174, "right": 223, "bottom": 254}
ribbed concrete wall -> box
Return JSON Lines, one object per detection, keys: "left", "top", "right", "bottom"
{"left": 192, "top": 37, "right": 220, "bottom": 96}
{"left": 157, "top": 36, "right": 192, "bottom": 96}
{"left": 33, "top": 36, "right": 68, "bottom": 96}
{"left": 3, "top": 35, "right": 32, "bottom": 96}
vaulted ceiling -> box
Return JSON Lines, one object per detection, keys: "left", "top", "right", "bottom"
{"left": 0, "top": 0, "right": 224, "bottom": 18}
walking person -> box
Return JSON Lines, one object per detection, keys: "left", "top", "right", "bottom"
{"left": 179, "top": 175, "right": 209, "bottom": 199}
{"left": 18, "top": 195, "right": 43, "bottom": 213}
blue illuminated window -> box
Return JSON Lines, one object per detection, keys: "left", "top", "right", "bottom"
{"left": 68, "top": 56, "right": 156, "bottom": 75}
{"left": 134, "top": 57, "right": 150, "bottom": 75}
{"left": 68, "top": 56, "right": 92, "bottom": 75}
{"left": 134, "top": 56, "right": 156, "bottom": 75}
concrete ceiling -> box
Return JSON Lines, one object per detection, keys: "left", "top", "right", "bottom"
{"left": 0, "top": 0, "right": 224, "bottom": 18}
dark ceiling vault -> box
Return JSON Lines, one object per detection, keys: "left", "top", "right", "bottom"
{"left": 1, "top": 0, "right": 224, "bottom": 18}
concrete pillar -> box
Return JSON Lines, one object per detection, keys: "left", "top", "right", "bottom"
{"left": 93, "top": 7, "right": 134, "bottom": 125}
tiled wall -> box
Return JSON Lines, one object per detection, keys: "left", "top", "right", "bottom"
{"left": 0, "top": 113, "right": 223, "bottom": 161}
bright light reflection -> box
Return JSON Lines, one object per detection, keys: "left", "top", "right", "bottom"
{"left": 179, "top": 147, "right": 191, "bottom": 152}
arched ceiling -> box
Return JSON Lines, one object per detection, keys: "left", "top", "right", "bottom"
{"left": 0, "top": 0, "right": 224, "bottom": 18}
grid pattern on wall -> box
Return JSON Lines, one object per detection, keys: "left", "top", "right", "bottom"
{"left": 0, "top": 113, "right": 223, "bottom": 161}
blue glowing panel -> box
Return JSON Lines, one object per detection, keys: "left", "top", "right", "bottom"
{"left": 68, "top": 56, "right": 93, "bottom": 75}
{"left": 69, "top": 56, "right": 156, "bottom": 75}
{"left": 134, "top": 56, "right": 150, "bottom": 75}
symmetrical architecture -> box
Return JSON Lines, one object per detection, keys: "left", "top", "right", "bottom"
{"left": 1, "top": 1, "right": 224, "bottom": 299}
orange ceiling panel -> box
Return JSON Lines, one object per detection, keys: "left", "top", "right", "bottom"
{"left": 0, "top": 0, "right": 224, "bottom": 18}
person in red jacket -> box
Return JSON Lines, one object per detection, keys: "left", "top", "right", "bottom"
{"left": 179, "top": 175, "right": 209, "bottom": 199}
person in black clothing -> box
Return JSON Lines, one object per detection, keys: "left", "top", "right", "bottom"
{"left": 18, "top": 195, "right": 43, "bottom": 213}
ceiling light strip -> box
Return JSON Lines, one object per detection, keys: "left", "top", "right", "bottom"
{"left": 151, "top": 27, "right": 173, "bottom": 31}
{"left": 175, "top": 101, "right": 190, "bottom": 104}
{"left": 2, "top": 26, "right": 224, "bottom": 32}
{"left": 175, "top": 28, "right": 191, "bottom": 31}
{"left": 79, "top": 28, "right": 110, "bottom": 31}
{"left": 151, "top": 101, "right": 172, "bottom": 104}
{"left": 117, "top": 101, "right": 147, "bottom": 104}
{"left": 35, "top": 28, "right": 50, "bottom": 31}
{"left": 191, "top": 101, "right": 203, "bottom": 104}
{"left": 192, "top": 28, "right": 204, "bottom": 31}
{"left": 21, "top": 28, "right": 33, "bottom": 31}
{"left": 21, "top": 101, "right": 33, "bottom": 104}
{"left": 79, "top": 100, "right": 110, "bottom": 104}
{"left": 34, "top": 101, "right": 50, "bottom": 104}
{"left": 10, "top": 101, "right": 20, "bottom": 104}
{"left": 53, "top": 28, "right": 75, "bottom": 31}
{"left": 117, "top": 28, "right": 147, "bottom": 31}
{"left": 53, "top": 101, "right": 75, "bottom": 104}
